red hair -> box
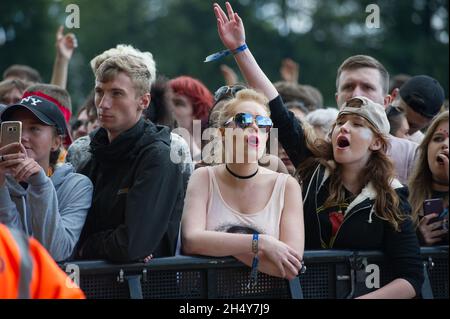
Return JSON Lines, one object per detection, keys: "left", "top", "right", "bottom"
{"left": 169, "top": 76, "right": 213, "bottom": 120}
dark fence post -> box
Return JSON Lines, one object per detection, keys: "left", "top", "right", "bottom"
{"left": 288, "top": 277, "right": 303, "bottom": 299}
{"left": 206, "top": 269, "right": 218, "bottom": 298}
{"left": 126, "top": 275, "right": 143, "bottom": 299}
{"left": 421, "top": 258, "right": 435, "bottom": 299}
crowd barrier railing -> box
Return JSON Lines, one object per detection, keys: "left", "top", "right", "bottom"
{"left": 61, "top": 246, "right": 448, "bottom": 299}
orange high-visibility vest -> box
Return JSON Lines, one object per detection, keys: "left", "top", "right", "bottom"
{"left": 0, "top": 224, "right": 85, "bottom": 299}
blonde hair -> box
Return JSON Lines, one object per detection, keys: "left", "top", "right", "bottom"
{"left": 409, "top": 111, "right": 449, "bottom": 225}
{"left": 95, "top": 54, "right": 152, "bottom": 97}
{"left": 205, "top": 89, "right": 269, "bottom": 165}
{"left": 216, "top": 89, "right": 270, "bottom": 127}
{"left": 91, "top": 44, "right": 156, "bottom": 87}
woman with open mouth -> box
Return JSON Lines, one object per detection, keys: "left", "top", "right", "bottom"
{"left": 409, "top": 111, "right": 449, "bottom": 246}
{"left": 181, "top": 88, "right": 305, "bottom": 283}
{"left": 211, "top": 1, "right": 423, "bottom": 298}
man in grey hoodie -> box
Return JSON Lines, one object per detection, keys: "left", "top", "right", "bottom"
{"left": 0, "top": 95, "right": 93, "bottom": 262}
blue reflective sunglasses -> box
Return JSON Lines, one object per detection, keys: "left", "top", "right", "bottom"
{"left": 224, "top": 113, "right": 273, "bottom": 132}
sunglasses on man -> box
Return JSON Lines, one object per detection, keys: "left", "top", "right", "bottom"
{"left": 224, "top": 113, "right": 273, "bottom": 132}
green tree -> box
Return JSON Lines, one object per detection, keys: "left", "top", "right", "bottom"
{"left": 1, "top": 0, "right": 448, "bottom": 110}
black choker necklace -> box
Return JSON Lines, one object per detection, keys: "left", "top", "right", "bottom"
{"left": 226, "top": 165, "right": 259, "bottom": 179}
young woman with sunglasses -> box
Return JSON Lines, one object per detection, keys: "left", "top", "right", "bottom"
{"left": 211, "top": 2, "right": 422, "bottom": 298}
{"left": 181, "top": 88, "right": 305, "bottom": 280}
{"left": 207, "top": 84, "right": 289, "bottom": 174}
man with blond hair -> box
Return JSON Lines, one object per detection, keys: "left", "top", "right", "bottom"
{"left": 76, "top": 46, "right": 183, "bottom": 262}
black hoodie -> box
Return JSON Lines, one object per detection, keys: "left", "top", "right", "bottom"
{"left": 76, "top": 118, "right": 184, "bottom": 262}
{"left": 268, "top": 95, "right": 423, "bottom": 296}
{"left": 302, "top": 164, "right": 423, "bottom": 296}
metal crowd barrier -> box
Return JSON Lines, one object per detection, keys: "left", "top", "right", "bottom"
{"left": 62, "top": 246, "right": 448, "bottom": 299}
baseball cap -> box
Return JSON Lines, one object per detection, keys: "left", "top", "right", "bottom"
{"left": 399, "top": 75, "right": 445, "bottom": 118}
{"left": 338, "top": 96, "right": 390, "bottom": 136}
{"left": 0, "top": 95, "right": 67, "bottom": 135}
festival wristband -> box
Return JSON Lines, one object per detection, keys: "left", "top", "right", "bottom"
{"left": 204, "top": 44, "right": 248, "bottom": 62}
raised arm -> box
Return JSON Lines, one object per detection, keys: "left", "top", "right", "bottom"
{"left": 213, "top": 2, "right": 313, "bottom": 168}
{"left": 50, "top": 26, "right": 77, "bottom": 89}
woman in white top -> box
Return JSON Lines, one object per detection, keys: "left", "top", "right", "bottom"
{"left": 181, "top": 89, "right": 304, "bottom": 280}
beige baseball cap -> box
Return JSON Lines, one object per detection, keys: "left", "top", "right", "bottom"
{"left": 338, "top": 96, "right": 390, "bottom": 136}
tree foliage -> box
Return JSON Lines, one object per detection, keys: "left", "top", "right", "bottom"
{"left": 0, "top": 0, "right": 448, "bottom": 110}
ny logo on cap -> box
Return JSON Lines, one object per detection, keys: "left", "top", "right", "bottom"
{"left": 21, "top": 96, "right": 43, "bottom": 106}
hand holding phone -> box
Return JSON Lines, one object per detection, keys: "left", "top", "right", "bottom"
{"left": 423, "top": 198, "right": 445, "bottom": 225}
{"left": 0, "top": 121, "right": 22, "bottom": 151}
{"left": 419, "top": 198, "right": 448, "bottom": 245}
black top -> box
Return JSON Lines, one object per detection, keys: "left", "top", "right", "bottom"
{"left": 317, "top": 188, "right": 355, "bottom": 248}
{"left": 76, "top": 118, "right": 184, "bottom": 262}
{"left": 431, "top": 190, "right": 448, "bottom": 200}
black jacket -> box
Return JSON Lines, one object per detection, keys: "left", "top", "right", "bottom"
{"left": 269, "top": 96, "right": 423, "bottom": 296}
{"left": 76, "top": 118, "right": 184, "bottom": 262}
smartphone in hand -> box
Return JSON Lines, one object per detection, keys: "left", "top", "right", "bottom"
{"left": 423, "top": 198, "right": 445, "bottom": 226}
{"left": 0, "top": 121, "right": 22, "bottom": 152}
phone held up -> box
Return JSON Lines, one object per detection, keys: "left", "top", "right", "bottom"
{"left": 423, "top": 198, "right": 448, "bottom": 231}
{"left": 0, "top": 121, "right": 22, "bottom": 152}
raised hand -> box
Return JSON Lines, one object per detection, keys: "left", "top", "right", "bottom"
{"left": 55, "top": 26, "right": 78, "bottom": 61}
{"left": 220, "top": 64, "right": 239, "bottom": 86}
{"left": 214, "top": 2, "right": 245, "bottom": 51}
{"left": 280, "top": 58, "right": 300, "bottom": 83}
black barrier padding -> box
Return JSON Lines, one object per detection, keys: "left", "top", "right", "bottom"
{"left": 298, "top": 263, "right": 335, "bottom": 299}
{"left": 429, "top": 257, "right": 449, "bottom": 299}
{"left": 215, "top": 268, "right": 290, "bottom": 299}
{"left": 63, "top": 247, "right": 448, "bottom": 299}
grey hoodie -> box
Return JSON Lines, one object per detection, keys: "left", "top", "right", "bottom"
{"left": 0, "top": 163, "right": 93, "bottom": 262}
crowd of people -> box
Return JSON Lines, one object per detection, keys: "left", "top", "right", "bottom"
{"left": 0, "top": 2, "right": 448, "bottom": 299}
